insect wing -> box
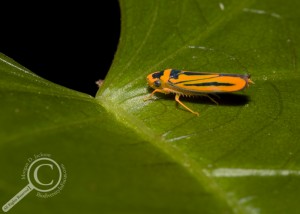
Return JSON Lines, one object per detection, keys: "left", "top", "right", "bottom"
{"left": 168, "top": 71, "right": 249, "bottom": 93}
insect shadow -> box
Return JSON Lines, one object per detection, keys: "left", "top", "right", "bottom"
{"left": 147, "top": 88, "right": 250, "bottom": 106}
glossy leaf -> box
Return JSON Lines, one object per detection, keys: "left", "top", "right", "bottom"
{"left": 1, "top": 0, "right": 300, "bottom": 213}
{"left": 97, "top": 0, "right": 300, "bottom": 213}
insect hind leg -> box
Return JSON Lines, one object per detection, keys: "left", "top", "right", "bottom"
{"left": 175, "top": 94, "right": 199, "bottom": 116}
{"left": 202, "top": 94, "right": 219, "bottom": 105}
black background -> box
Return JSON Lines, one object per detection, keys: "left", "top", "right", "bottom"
{"left": 1, "top": 2, "right": 120, "bottom": 96}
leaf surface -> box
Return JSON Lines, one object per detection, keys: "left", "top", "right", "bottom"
{"left": 1, "top": 0, "right": 300, "bottom": 213}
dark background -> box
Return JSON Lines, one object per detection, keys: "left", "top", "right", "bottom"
{"left": 1, "top": 2, "right": 120, "bottom": 96}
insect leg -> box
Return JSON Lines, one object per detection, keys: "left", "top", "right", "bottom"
{"left": 175, "top": 94, "right": 199, "bottom": 116}
{"left": 203, "top": 94, "right": 219, "bottom": 105}
{"left": 144, "top": 89, "right": 166, "bottom": 101}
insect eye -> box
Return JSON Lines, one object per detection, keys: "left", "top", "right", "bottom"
{"left": 154, "top": 80, "right": 161, "bottom": 87}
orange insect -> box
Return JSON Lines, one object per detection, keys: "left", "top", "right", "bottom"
{"left": 144, "top": 68, "right": 254, "bottom": 116}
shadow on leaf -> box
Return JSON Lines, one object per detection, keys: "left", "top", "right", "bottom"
{"left": 147, "top": 87, "right": 250, "bottom": 106}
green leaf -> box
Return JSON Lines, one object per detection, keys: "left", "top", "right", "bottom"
{"left": 0, "top": 55, "right": 230, "bottom": 213}
{"left": 1, "top": 0, "right": 300, "bottom": 214}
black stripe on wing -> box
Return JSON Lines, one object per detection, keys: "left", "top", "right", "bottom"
{"left": 181, "top": 71, "right": 216, "bottom": 76}
{"left": 170, "top": 76, "right": 218, "bottom": 85}
{"left": 184, "top": 82, "right": 235, "bottom": 86}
